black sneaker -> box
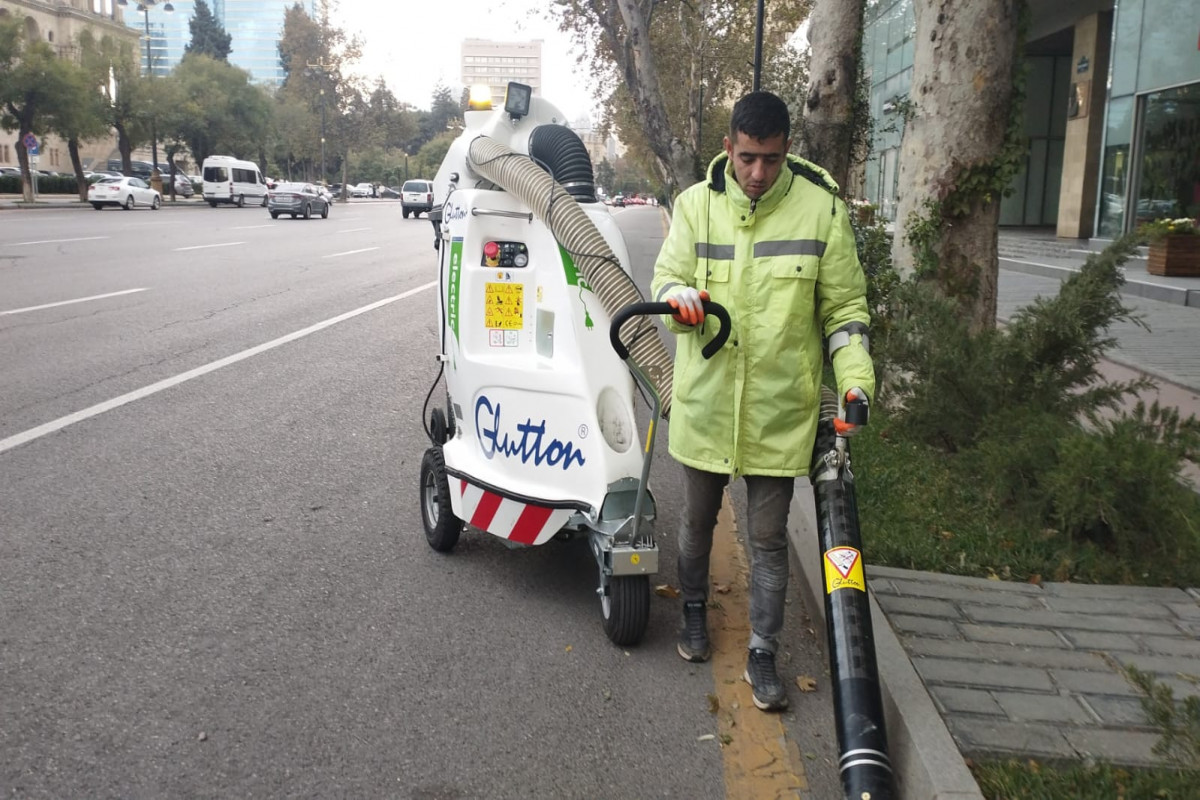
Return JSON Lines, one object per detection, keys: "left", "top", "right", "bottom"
{"left": 743, "top": 648, "right": 789, "bottom": 711}
{"left": 677, "top": 600, "right": 711, "bottom": 663}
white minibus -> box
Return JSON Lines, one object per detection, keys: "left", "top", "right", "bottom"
{"left": 201, "top": 155, "right": 267, "bottom": 207}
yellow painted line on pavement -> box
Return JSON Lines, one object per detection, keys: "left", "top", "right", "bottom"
{"left": 710, "top": 487, "right": 808, "bottom": 799}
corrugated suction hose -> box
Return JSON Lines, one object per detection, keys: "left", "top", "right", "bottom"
{"left": 467, "top": 134, "right": 675, "bottom": 417}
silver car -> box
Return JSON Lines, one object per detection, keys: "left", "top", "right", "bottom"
{"left": 267, "top": 182, "right": 331, "bottom": 220}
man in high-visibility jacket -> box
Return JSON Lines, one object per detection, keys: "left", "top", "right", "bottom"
{"left": 651, "top": 91, "right": 875, "bottom": 712}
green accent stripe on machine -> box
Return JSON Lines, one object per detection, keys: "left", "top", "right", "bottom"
{"left": 448, "top": 238, "right": 463, "bottom": 340}
{"left": 559, "top": 245, "right": 591, "bottom": 292}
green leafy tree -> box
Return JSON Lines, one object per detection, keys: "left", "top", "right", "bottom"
{"left": 162, "top": 54, "right": 270, "bottom": 164}
{"left": 417, "top": 84, "right": 462, "bottom": 148}
{"left": 277, "top": 0, "right": 361, "bottom": 185}
{"left": 49, "top": 32, "right": 113, "bottom": 200}
{"left": 594, "top": 158, "right": 616, "bottom": 193}
{"left": 0, "top": 15, "right": 77, "bottom": 202}
{"left": 185, "top": 0, "right": 232, "bottom": 61}
{"left": 549, "top": 0, "right": 810, "bottom": 198}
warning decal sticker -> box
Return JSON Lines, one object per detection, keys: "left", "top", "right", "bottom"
{"left": 485, "top": 282, "right": 523, "bottom": 330}
{"left": 823, "top": 546, "right": 866, "bottom": 594}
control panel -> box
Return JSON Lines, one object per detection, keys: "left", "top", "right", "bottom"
{"left": 481, "top": 240, "right": 529, "bottom": 268}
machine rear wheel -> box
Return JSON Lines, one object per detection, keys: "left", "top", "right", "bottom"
{"left": 420, "top": 447, "right": 461, "bottom": 552}
{"left": 430, "top": 408, "right": 449, "bottom": 445}
{"left": 601, "top": 575, "right": 650, "bottom": 646}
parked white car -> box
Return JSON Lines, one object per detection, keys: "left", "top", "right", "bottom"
{"left": 349, "top": 182, "right": 373, "bottom": 198}
{"left": 88, "top": 176, "right": 161, "bottom": 210}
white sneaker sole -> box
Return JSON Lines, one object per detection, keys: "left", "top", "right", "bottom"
{"left": 743, "top": 669, "right": 789, "bottom": 711}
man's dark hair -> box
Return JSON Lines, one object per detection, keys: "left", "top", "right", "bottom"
{"left": 729, "top": 91, "right": 791, "bottom": 142}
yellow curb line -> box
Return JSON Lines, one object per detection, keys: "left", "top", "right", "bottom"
{"left": 711, "top": 487, "right": 808, "bottom": 799}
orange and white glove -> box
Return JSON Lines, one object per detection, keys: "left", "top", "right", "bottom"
{"left": 833, "top": 387, "right": 869, "bottom": 437}
{"left": 665, "top": 287, "right": 710, "bottom": 327}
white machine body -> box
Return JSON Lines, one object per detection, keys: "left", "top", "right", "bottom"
{"left": 434, "top": 100, "right": 644, "bottom": 548}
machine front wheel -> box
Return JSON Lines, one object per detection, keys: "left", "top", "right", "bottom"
{"left": 601, "top": 575, "right": 650, "bottom": 646}
{"left": 420, "top": 447, "right": 462, "bottom": 552}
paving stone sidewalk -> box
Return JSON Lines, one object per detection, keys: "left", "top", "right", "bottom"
{"left": 870, "top": 567, "right": 1200, "bottom": 767}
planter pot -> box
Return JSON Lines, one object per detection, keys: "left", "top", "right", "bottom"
{"left": 1147, "top": 235, "right": 1200, "bottom": 277}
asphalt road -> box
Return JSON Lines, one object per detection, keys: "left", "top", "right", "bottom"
{"left": 0, "top": 200, "right": 840, "bottom": 798}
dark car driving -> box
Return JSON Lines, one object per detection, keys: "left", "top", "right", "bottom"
{"left": 268, "top": 182, "right": 331, "bottom": 220}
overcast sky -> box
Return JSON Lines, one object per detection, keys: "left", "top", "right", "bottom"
{"left": 336, "top": 0, "right": 601, "bottom": 125}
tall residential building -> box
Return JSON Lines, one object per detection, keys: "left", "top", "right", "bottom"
{"left": 125, "top": 0, "right": 314, "bottom": 86}
{"left": 862, "top": 0, "right": 1200, "bottom": 240}
{"left": 460, "top": 38, "right": 542, "bottom": 109}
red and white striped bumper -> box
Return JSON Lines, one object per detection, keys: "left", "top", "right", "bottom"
{"left": 456, "top": 478, "right": 576, "bottom": 546}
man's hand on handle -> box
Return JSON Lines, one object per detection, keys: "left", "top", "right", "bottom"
{"left": 833, "top": 387, "right": 869, "bottom": 437}
{"left": 665, "top": 287, "right": 710, "bottom": 327}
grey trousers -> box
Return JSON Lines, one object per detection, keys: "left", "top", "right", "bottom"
{"left": 676, "top": 465, "right": 796, "bottom": 654}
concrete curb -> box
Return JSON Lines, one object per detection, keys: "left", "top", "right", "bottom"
{"left": 787, "top": 486, "right": 985, "bottom": 800}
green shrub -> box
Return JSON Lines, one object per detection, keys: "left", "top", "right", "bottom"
{"left": 854, "top": 233, "right": 1200, "bottom": 586}
{"left": 0, "top": 172, "right": 81, "bottom": 195}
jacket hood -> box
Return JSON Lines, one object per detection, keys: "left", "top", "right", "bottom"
{"left": 705, "top": 152, "right": 840, "bottom": 198}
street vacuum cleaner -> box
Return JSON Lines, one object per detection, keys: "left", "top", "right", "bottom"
{"left": 416, "top": 81, "right": 730, "bottom": 646}
{"left": 415, "top": 82, "right": 894, "bottom": 797}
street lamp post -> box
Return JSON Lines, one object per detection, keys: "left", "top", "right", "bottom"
{"left": 118, "top": 0, "right": 174, "bottom": 193}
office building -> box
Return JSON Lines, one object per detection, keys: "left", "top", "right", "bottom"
{"left": 461, "top": 38, "right": 543, "bottom": 109}
{"left": 125, "top": 0, "right": 315, "bottom": 86}
{"left": 862, "top": 0, "right": 1200, "bottom": 240}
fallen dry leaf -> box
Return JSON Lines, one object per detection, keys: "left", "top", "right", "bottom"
{"left": 706, "top": 693, "right": 720, "bottom": 714}
{"left": 654, "top": 584, "right": 680, "bottom": 599}
{"left": 565, "top": 645, "right": 573, "bottom": 653}
{"left": 796, "top": 676, "right": 818, "bottom": 693}
{"left": 719, "top": 733, "right": 733, "bottom": 746}
{"left": 712, "top": 582, "right": 731, "bottom": 594}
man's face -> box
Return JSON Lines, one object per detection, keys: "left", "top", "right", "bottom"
{"left": 724, "top": 131, "right": 791, "bottom": 200}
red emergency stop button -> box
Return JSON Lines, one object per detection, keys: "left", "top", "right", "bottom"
{"left": 484, "top": 241, "right": 500, "bottom": 266}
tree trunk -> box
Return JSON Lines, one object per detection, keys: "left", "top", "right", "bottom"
{"left": 15, "top": 137, "right": 33, "bottom": 204}
{"left": 69, "top": 137, "right": 87, "bottom": 202}
{"left": 891, "top": 0, "right": 1021, "bottom": 332}
{"left": 116, "top": 123, "right": 133, "bottom": 175}
{"left": 800, "top": 0, "right": 863, "bottom": 193}
{"left": 613, "top": 0, "right": 698, "bottom": 197}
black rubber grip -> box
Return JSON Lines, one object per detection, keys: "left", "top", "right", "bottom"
{"left": 610, "top": 301, "right": 731, "bottom": 361}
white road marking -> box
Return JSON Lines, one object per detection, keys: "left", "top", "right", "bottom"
{"left": 0, "top": 288, "right": 150, "bottom": 316}
{"left": 231, "top": 224, "right": 274, "bottom": 230}
{"left": 0, "top": 281, "right": 437, "bottom": 456}
{"left": 4, "top": 236, "right": 110, "bottom": 246}
{"left": 173, "top": 242, "right": 247, "bottom": 251}
{"left": 336, "top": 228, "right": 371, "bottom": 233}
{"left": 323, "top": 247, "right": 380, "bottom": 258}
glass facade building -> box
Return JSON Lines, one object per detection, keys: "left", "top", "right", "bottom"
{"left": 861, "top": 0, "right": 1200, "bottom": 239}
{"left": 127, "top": 0, "right": 315, "bottom": 86}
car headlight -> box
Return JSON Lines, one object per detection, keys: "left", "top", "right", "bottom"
{"left": 597, "top": 386, "right": 634, "bottom": 453}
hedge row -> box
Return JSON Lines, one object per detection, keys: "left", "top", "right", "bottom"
{"left": 0, "top": 174, "right": 82, "bottom": 194}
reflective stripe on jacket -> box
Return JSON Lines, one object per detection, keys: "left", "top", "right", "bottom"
{"left": 650, "top": 152, "right": 875, "bottom": 477}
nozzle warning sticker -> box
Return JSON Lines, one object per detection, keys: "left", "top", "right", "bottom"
{"left": 823, "top": 546, "right": 865, "bottom": 594}
{"left": 485, "top": 282, "right": 523, "bottom": 330}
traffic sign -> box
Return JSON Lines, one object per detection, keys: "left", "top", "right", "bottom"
{"left": 22, "top": 132, "right": 38, "bottom": 154}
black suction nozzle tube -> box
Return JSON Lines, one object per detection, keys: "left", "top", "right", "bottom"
{"left": 812, "top": 388, "right": 895, "bottom": 800}
{"left": 610, "top": 301, "right": 730, "bottom": 361}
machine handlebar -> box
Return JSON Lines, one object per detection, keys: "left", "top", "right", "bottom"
{"left": 610, "top": 301, "right": 732, "bottom": 361}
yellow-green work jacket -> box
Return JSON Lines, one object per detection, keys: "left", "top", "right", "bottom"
{"left": 650, "top": 153, "right": 876, "bottom": 477}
